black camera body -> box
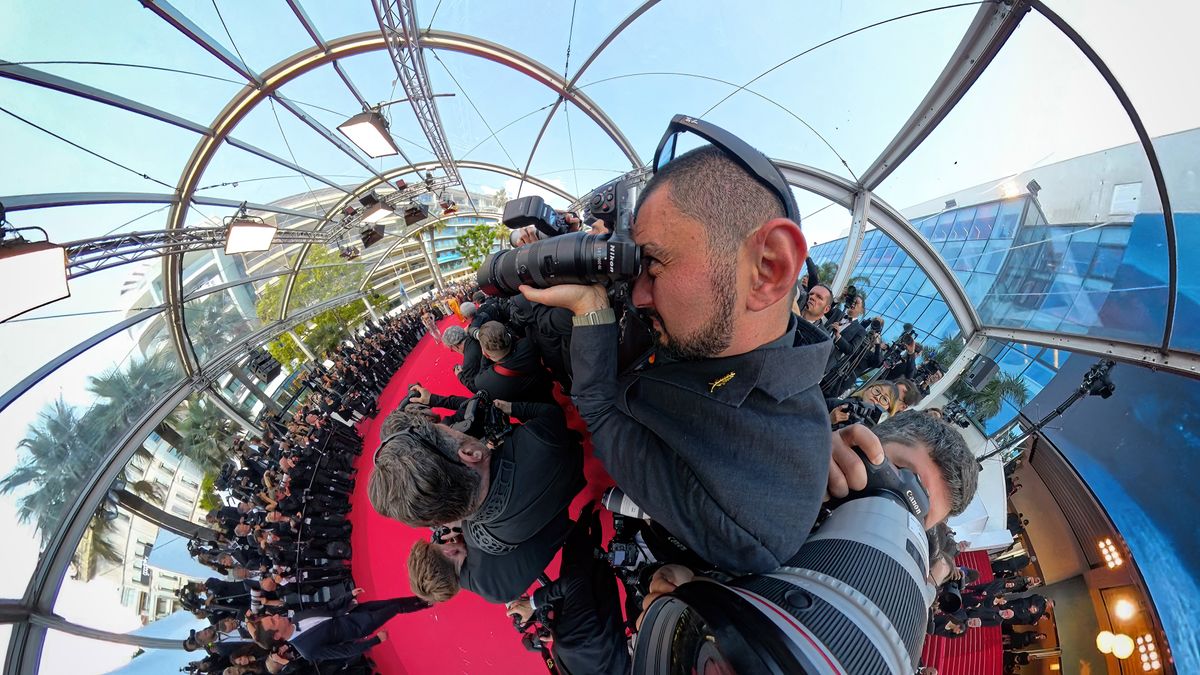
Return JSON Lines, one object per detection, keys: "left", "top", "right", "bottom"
{"left": 833, "top": 398, "right": 886, "bottom": 430}
{"left": 478, "top": 174, "right": 645, "bottom": 297}
{"left": 501, "top": 195, "right": 571, "bottom": 239}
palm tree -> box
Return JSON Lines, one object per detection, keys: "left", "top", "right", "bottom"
{"left": 963, "top": 371, "right": 1030, "bottom": 422}
{"left": 0, "top": 398, "right": 103, "bottom": 548}
{"left": 816, "top": 261, "right": 839, "bottom": 284}
{"left": 174, "top": 394, "right": 238, "bottom": 474}
{"left": 87, "top": 348, "right": 186, "bottom": 450}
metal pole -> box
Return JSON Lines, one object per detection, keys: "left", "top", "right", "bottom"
{"left": 287, "top": 330, "right": 317, "bottom": 361}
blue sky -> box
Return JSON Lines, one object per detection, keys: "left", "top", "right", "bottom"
{"left": 0, "top": 0, "right": 1197, "bottom": 668}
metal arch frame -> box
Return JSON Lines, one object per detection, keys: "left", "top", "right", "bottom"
{"left": 515, "top": 0, "right": 661, "bottom": 193}
{"left": 275, "top": 159, "right": 575, "bottom": 320}
{"left": 137, "top": 29, "right": 631, "bottom": 377}
{"left": 776, "top": 159, "right": 982, "bottom": 338}
{"left": 1, "top": 192, "right": 325, "bottom": 220}
{"left": 978, "top": 327, "right": 1200, "bottom": 380}
{"left": 357, "top": 209, "right": 500, "bottom": 291}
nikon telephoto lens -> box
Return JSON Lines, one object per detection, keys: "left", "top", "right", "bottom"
{"left": 476, "top": 231, "right": 640, "bottom": 297}
{"left": 632, "top": 495, "right": 934, "bottom": 674}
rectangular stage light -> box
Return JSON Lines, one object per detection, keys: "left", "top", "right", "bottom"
{"left": 338, "top": 111, "right": 400, "bottom": 158}
{"left": 0, "top": 240, "right": 70, "bottom": 321}
{"left": 224, "top": 218, "right": 277, "bottom": 254}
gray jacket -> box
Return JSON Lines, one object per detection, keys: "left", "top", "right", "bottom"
{"left": 571, "top": 316, "right": 832, "bottom": 574}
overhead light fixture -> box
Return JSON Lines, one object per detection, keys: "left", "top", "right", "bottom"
{"left": 1112, "top": 634, "right": 1136, "bottom": 660}
{"left": 0, "top": 203, "right": 70, "bottom": 322}
{"left": 944, "top": 199, "right": 957, "bottom": 209}
{"left": 1099, "top": 537, "right": 1124, "bottom": 568}
{"left": 338, "top": 110, "right": 399, "bottom": 158}
{"left": 1114, "top": 598, "right": 1137, "bottom": 621}
{"left": 1097, "top": 630, "right": 1115, "bottom": 654}
{"left": 359, "top": 193, "right": 392, "bottom": 224}
{"left": 361, "top": 224, "right": 385, "bottom": 249}
{"left": 1027, "top": 179, "right": 1043, "bottom": 197}
{"left": 223, "top": 206, "right": 277, "bottom": 255}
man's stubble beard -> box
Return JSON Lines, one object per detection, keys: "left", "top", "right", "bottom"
{"left": 643, "top": 259, "right": 738, "bottom": 362}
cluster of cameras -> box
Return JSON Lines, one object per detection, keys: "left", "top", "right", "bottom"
{"left": 471, "top": 176, "right": 948, "bottom": 674}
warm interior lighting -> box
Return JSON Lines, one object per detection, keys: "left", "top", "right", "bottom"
{"left": 0, "top": 238, "right": 70, "bottom": 321}
{"left": 1114, "top": 598, "right": 1137, "bottom": 620}
{"left": 1139, "top": 634, "right": 1161, "bottom": 671}
{"left": 1099, "top": 537, "right": 1125, "bottom": 568}
{"left": 338, "top": 110, "right": 399, "bottom": 158}
{"left": 1097, "top": 631, "right": 1115, "bottom": 654}
{"left": 224, "top": 217, "right": 277, "bottom": 254}
{"left": 1049, "top": 665, "right": 1060, "bottom": 672}
{"left": 1113, "top": 634, "right": 1136, "bottom": 659}
{"left": 359, "top": 193, "right": 392, "bottom": 224}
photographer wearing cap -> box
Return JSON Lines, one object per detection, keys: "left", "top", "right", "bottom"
{"left": 520, "top": 117, "right": 841, "bottom": 575}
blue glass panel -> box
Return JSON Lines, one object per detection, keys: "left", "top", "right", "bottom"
{"left": 897, "top": 296, "right": 933, "bottom": 326}
{"left": 914, "top": 305, "right": 946, "bottom": 335}
{"left": 979, "top": 238, "right": 1011, "bottom": 274}
{"left": 1170, "top": 212, "right": 1200, "bottom": 353}
{"left": 932, "top": 211, "right": 956, "bottom": 240}
{"left": 993, "top": 199, "right": 1024, "bottom": 239}
{"left": 973, "top": 201, "right": 999, "bottom": 239}
{"left": 964, "top": 272, "right": 995, "bottom": 303}
{"left": 950, "top": 206, "right": 976, "bottom": 240}
{"left": 1064, "top": 241, "right": 1097, "bottom": 276}
{"left": 956, "top": 240, "right": 986, "bottom": 272}
{"left": 931, "top": 307, "right": 960, "bottom": 341}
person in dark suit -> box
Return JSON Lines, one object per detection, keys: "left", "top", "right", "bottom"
{"left": 1005, "top": 595, "right": 1053, "bottom": 625}
{"left": 407, "top": 510, "right": 571, "bottom": 605}
{"left": 369, "top": 400, "right": 583, "bottom": 550}
{"left": 505, "top": 505, "right": 630, "bottom": 675}
{"left": 442, "top": 325, "right": 488, "bottom": 392}
{"left": 472, "top": 321, "right": 556, "bottom": 403}
{"left": 248, "top": 589, "right": 428, "bottom": 664}
{"left": 520, "top": 142, "right": 864, "bottom": 575}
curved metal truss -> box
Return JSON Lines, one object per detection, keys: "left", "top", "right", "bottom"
{"left": 1, "top": 0, "right": 1192, "bottom": 671}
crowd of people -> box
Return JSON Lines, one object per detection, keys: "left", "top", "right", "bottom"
{"left": 177, "top": 304, "right": 444, "bottom": 674}
{"left": 179, "top": 131, "right": 1054, "bottom": 674}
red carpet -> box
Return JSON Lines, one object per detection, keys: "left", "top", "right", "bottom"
{"left": 919, "top": 550, "right": 1003, "bottom": 675}
{"left": 348, "top": 317, "right": 614, "bottom": 674}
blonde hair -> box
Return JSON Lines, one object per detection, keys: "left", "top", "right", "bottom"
{"left": 408, "top": 540, "right": 461, "bottom": 603}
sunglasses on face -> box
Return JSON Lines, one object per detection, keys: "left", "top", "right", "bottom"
{"left": 652, "top": 114, "right": 801, "bottom": 224}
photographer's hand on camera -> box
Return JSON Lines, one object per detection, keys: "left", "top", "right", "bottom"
{"left": 824, "top": 423, "right": 886, "bottom": 502}
{"left": 517, "top": 282, "right": 611, "bottom": 317}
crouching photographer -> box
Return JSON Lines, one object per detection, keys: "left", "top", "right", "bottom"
{"left": 492, "top": 114, "right": 835, "bottom": 576}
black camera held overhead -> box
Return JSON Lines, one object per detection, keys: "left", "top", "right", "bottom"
{"left": 477, "top": 172, "right": 645, "bottom": 298}
{"left": 832, "top": 398, "right": 886, "bottom": 431}
{"left": 914, "top": 357, "right": 943, "bottom": 390}
{"left": 878, "top": 322, "right": 918, "bottom": 372}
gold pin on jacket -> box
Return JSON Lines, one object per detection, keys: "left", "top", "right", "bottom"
{"left": 709, "top": 371, "right": 736, "bottom": 393}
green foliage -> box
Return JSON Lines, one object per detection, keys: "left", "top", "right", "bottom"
{"left": 257, "top": 247, "right": 382, "bottom": 364}
{"left": 199, "top": 471, "right": 222, "bottom": 512}
{"left": 175, "top": 394, "right": 238, "bottom": 474}
{"left": 816, "top": 261, "right": 839, "bottom": 285}
{"left": 457, "top": 221, "right": 506, "bottom": 271}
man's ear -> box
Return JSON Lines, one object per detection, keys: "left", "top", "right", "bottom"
{"left": 458, "top": 445, "right": 485, "bottom": 465}
{"left": 746, "top": 218, "right": 807, "bottom": 312}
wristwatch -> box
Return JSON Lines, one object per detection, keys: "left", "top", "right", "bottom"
{"left": 572, "top": 307, "right": 616, "bottom": 327}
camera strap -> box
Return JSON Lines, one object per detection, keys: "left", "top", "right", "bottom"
{"left": 492, "top": 363, "right": 525, "bottom": 377}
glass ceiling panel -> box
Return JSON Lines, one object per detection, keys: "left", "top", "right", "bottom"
{"left": 0, "top": 264, "right": 165, "bottom": 398}
{"left": 1, "top": 1, "right": 245, "bottom": 123}
{"left": 170, "top": 0, "right": 316, "bottom": 78}
{"left": 194, "top": 141, "right": 351, "bottom": 211}
{"left": 416, "top": 0, "right": 646, "bottom": 80}
{"left": 0, "top": 78, "right": 201, "bottom": 197}
{"left": 425, "top": 50, "right": 561, "bottom": 177}
{"left": 185, "top": 280, "right": 272, "bottom": 366}
{"left": 875, "top": 10, "right": 1167, "bottom": 348}
{"left": 225, "top": 100, "right": 377, "bottom": 185}
{"left": 577, "top": 1, "right": 975, "bottom": 180}
{"left": 525, "top": 100, "right": 637, "bottom": 201}
{"left": 8, "top": 202, "right": 173, "bottom": 252}
{"left": 0, "top": 312, "right": 180, "bottom": 600}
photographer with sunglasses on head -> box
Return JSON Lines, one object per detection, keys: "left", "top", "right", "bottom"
{"left": 519, "top": 116, "right": 882, "bottom": 575}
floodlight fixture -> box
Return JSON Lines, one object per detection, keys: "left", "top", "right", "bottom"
{"left": 0, "top": 204, "right": 70, "bottom": 322}
{"left": 944, "top": 199, "right": 957, "bottom": 209}
{"left": 1027, "top": 179, "right": 1043, "bottom": 197}
{"left": 338, "top": 110, "right": 399, "bottom": 158}
{"left": 223, "top": 204, "right": 277, "bottom": 254}
{"left": 359, "top": 193, "right": 392, "bottom": 224}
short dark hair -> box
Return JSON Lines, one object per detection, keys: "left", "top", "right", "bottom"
{"left": 895, "top": 377, "right": 924, "bottom": 407}
{"left": 477, "top": 321, "right": 511, "bottom": 356}
{"left": 638, "top": 144, "right": 787, "bottom": 258}
{"left": 369, "top": 414, "right": 481, "bottom": 526}
{"left": 874, "top": 410, "right": 979, "bottom": 517}
{"left": 248, "top": 619, "right": 278, "bottom": 650}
